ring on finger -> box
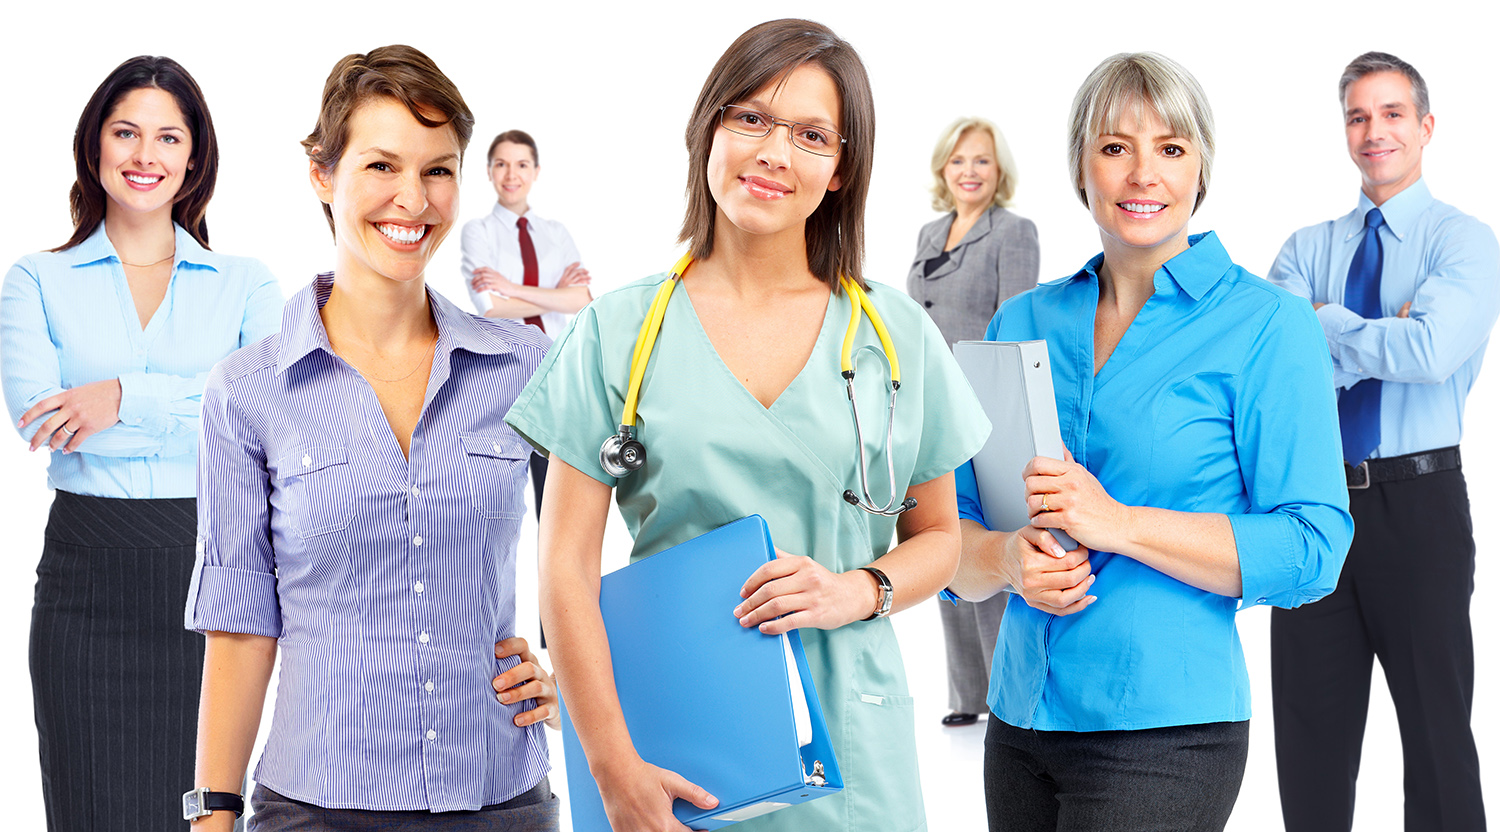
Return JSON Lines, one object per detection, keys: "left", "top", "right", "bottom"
{"left": 1041, "top": 495, "right": 1050, "bottom": 512}
{"left": 60, "top": 425, "right": 77, "bottom": 436}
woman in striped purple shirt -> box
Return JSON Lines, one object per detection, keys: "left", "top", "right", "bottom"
{"left": 185, "top": 46, "right": 559, "bottom": 831}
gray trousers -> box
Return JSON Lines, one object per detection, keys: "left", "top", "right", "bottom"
{"left": 939, "top": 593, "right": 1007, "bottom": 713}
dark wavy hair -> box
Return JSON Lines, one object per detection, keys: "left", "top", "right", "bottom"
{"left": 54, "top": 55, "right": 218, "bottom": 252}
{"left": 303, "top": 45, "right": 475, "bottom": 238}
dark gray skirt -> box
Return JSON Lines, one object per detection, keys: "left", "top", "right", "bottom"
{"left": 30, "top": 490, "right": 202, "bottom": 832}
{"left": 248, "top": 780, "right": 558, "bottom": 831}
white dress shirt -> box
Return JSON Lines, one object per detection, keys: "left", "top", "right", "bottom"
{"left": 460, "top": 202, "right": 583, "bottom": 336}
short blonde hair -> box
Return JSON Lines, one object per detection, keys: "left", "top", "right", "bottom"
{"left": 929, "top": 117, "right": 1018, "bottom": 212}
{"left": 1066, "top": 52, "right": 1215, "bottom": 214}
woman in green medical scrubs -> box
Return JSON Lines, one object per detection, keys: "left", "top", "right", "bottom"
{"left": 506, "top": 18, "right": 989, "bottom": 832}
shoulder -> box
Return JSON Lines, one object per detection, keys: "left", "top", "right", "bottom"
{"left": 212, "top": 332, "right": 282, "bottom": 388}
{"left": 1422, "top": 199, "right": 1499, "bottom": 257}
{"left": 989, "top": 206, "right": 1035, "bottom": 233}
{"left": 585, "top": 272, "right": 674, "bottom": 316}
{"left": 863, "top": 281, "right": 943, "bottom": 342}
{"left": 1216, "top": 264, "right": 1323, "bottom": 349}
{"left": 6, "top": 247, "right": 75, "bottom": 281}
{"left": 200, "top": 250, "right": 277, "bottom": 288}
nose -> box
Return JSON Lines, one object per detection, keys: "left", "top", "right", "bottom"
{"left": 132, "top": 139, "right": 157, "bottom": 168}
{"left": 756, "top": 122, "right": 794, "bottom": 169}
{"left": 1127, "top": 152, "right": 1161, "bottom": 188}
{"left": 393, "top": 170, "right": 428, "bottom": 216}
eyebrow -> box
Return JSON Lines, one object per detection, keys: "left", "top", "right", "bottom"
{"left": 360, "top": 147, "right": 460, "bottom": 165}
{"left": 108, "top": 119, "right": 185, "bottom": 133}
{"left": 739, "top": 98, "right": 838, "bottom": 130}
{"left": 1346, "top": 102, "right": 1409, "bottom": 117}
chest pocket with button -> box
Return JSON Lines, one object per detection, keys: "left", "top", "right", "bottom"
{"left": 275, "top": 446, "right": 353, "bottom": 538}
{"left": 460, "top": 434, "right": 530, "bottom": 520}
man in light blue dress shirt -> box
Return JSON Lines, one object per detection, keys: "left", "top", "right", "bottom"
{"left": 1268, "top": 51, "right": 1499, "bottom": 832}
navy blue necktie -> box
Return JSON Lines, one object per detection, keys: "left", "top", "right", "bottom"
{"left": 1338, "top": 208, "right": 1385, "bottom": 465}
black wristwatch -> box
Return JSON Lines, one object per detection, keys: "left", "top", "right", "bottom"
{"left": 183, "top": 787, "right": 245, "bottom": 821}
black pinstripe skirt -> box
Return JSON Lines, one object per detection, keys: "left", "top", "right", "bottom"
{"left": 30, "top": 491, "right": 202, "bottom": 832}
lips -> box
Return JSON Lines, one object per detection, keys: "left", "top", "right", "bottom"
{"left": 740, "top": 175, "right": 791, "bottom": 200}
{"left": 1118, "top": 201, "right": 1166, "bottom": 217}
{"left": 375, "top": 222, "right": 429, "bottom": 245}
{"left": 123, "top": 172, "right": 165, "bottom": 190}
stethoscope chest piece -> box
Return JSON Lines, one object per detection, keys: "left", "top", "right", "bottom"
{"left": 600, "top": 424, "right": 647, "bottom": 478}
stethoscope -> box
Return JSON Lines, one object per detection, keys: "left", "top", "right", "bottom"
{"left": 599, "top": 252, "right": 917, "bottom": 517}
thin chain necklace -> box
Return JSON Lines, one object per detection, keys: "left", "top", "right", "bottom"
{"left": 119, "top": 251, "right": 174, "bottom": 268}
{"left": 345, "top": 330, "right": 440, "bottom": 383}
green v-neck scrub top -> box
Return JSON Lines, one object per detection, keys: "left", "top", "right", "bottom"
{"left": 507, "top": 272, "right": 990, "bottom": 832}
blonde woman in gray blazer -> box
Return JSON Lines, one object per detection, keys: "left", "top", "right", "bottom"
{"left": 907, "top": 117, "right": 1039, "bottom": 726}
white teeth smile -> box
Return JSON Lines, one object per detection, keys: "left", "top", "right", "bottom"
{"left": 377, "top": 223, "right": 427, "bottom": 244}
{"left": 124, "top": 173, "right": 162, "bottom": 185}
{"left": 1120, "top": 202, "right": 1164, "bottom": 213}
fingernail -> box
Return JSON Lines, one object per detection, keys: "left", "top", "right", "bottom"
{"left": 1086, "top": 595, "right": 1098, "bottom": 604}
{"left": 732, "top": 605, "right": 743, "bottom": 617}
{"left": 1086, "top": 574, "right": 1096, "bottom": 586}
{"left": 498, "top": 692, "right": 511, "bottom": 703}
{"left": 738, "top": 615, "right": 751, "bottom": 626}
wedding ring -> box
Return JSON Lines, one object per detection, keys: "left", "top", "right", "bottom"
{"left": 1041, "top": 495, "right": 1050, "bottom": 512}
{"left": 60, "top": 425, "right": 77, "bottom": 436}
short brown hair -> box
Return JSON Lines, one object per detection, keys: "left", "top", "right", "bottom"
{"left": 302, "top": 45, "right": 474, "bottom": 236}
{"left": 678, "top": 19, "right": 875, "bottom": 291}
{"left": 55, "top": 55, "right": 219, "bottom": 252}
{"left": 487, "top": 129, "right": 538, "bottom": 166}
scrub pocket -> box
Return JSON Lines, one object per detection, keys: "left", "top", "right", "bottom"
{"left": 843, "top": 688, "right": 926, "bottom": 831}
{"left": 275, "top": 446, "right": 352, "bottom": 538}
{"left": 461, "top": 434, "right": 530, "bottom": 520}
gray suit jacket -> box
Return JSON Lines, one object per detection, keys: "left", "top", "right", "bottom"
{"left": 906, "top": 206, "right": 1040, "bottom": 347}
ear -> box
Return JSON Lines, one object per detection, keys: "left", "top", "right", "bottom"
{"left": 309, "top": 154, "right": 335, "bottom": 205}
{"left": 1419, "top": 112, "right": 1435, "bottom": 147}
{"left": 826, "top": 168, "right": 842, "bottom": 193}
{"left": 187, "top": 160, "right": 195, "bottom": 171}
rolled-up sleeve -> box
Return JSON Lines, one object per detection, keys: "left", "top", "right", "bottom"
{"left": 185, "top": 364, "right": 281, "bottom": 636}
{"left": 1230, "top": 299, "right": 1353, "bottom": 608}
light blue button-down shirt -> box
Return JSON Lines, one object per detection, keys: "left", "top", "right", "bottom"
{"left": 1, "top": 223, "right": 282, "bottom": 498}
{"left": 957, "top": 232, "right": 1353, "bottom": 731}
{"left": 1269, "top": 178, "right": 1500, "bottom": 457}
{"left": 186, "top": 274, "right": 551, "bottom": 811}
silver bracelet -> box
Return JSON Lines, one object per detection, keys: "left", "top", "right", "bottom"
{"left": 859, "top": 566, "right": 893, "bottom": 621}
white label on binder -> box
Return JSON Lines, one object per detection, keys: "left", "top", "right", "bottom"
{"left": 781, "top": 635, "right": 813, "bottom": 747}
{"left": 714, "top": 801, "right": 792, "bottom": 822}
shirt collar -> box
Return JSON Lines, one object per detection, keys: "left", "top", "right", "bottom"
{"left": 275, "top": 273, "right": 513, "bottom": 376}
{"left": 489, "top": 202, "right": 533, "bottom": 230}
{"left": 1349, "top": 177, "right": 1431, "bottom": 244}
{"left": 63, "top": 222, "right": 219, "bottom": 271}
{"left": 1068, "top": 231, "right": 1231, "bottom": 302}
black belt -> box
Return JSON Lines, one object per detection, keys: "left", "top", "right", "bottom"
{"left": 1346, "top": 446, "right": 1461, "bottom": 490}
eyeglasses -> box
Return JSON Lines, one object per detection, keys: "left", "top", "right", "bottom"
{"left": 718, "top": 105, "right": 846, "bottom": 157}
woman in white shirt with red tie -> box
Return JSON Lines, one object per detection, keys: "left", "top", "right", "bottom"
{"left": 460, "top": 129, "right": 591, "bottom": 515}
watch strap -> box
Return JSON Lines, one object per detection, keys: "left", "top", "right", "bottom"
{"left": 859, "top": 566, "right": 893, "bottom": 621}
{"left": 183, "top": 787, "right": 245, "bottom": 821}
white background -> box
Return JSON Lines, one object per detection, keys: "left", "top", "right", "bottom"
{"left": 1, "top": 1, "right": 1495, "bottom": 829}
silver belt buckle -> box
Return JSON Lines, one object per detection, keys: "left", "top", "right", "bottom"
{"left": 1348, "top": 460, "right": 1371, "bottom": 490}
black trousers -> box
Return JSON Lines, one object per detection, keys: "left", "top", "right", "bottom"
{"left": 984, "top": 717, "right": 1248, "bottom": 831}
{"left": 1271, "top": 468, "right": 1486, "bottom": 831}
{"left": 30, "top": 491, "right": 203, "bottom": 832}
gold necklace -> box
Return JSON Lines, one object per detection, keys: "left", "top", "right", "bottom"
{"left": 119, "top": 251, "right": 174, "bottom": 268}
{"left": 346, "top": 330, "right": 440, "bottom": 384}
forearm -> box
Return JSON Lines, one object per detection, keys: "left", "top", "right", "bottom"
{"left": 490, "top": 284, "right": 593, "bottom": 315}
{"left": 484, "top": 294, "right": 549, "bottom": 319}
{"left": 872, "top": 472, "right": 962, "bottom": 613}
{"left": 1115, "top": 506, "right": 1240, "bottom": 597}
{"left": 536, "top": 458, "right": 640, "bottom": 778}
{"left": 192, "top": 632, "right": 277, "bottom": 831}
{"left": 952, "top": 519, "right": 1010, "bottom": 601}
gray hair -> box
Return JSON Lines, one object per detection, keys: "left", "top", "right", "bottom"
{"left": 1339, "top": 51, "right": 1430, "bottom": 118}
{"left": 929, "top": 117, "right": 1019, "bottom": 212}
{"left": 1066, "top": 52, "right": 1215, "bottom": 214}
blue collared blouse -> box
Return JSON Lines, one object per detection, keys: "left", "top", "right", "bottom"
{"left": 1, "top": 223, "right": 282, "bottom": 498}
{"left": 186, "top": 275, "right": 551, "bottom": 811}
{"left": 957, "top": 232, "right": 1354, "bottom": 731}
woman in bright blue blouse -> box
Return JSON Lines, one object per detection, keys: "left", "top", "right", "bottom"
{"left": 951, "top": 53, "right": 1353, "bottom": 831}
{"left": 0, "top": 56, "right": 280, "bottom": 831}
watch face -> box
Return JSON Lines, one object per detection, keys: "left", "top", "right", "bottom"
{"left": 183, "top": 790, "right": 204, "bottom": 820}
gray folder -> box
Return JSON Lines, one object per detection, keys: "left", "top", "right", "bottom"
{"left": 954, "top": 340, "right": 1078, "bottom": 550}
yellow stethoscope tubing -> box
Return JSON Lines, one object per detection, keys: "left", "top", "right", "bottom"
{"left": 838, "top": 276, "right": 900, "bottom": 386}
{"left": 620, "top": 252, "right": 692, "bottom": 427}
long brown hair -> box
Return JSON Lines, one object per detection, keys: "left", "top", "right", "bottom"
{"left": 303, "top": 45, "right": 475, "bottom": 238}
{"left": 54, "top": 56, "right": 219, "bottom": 252}
{"left": 678, "top": 19, "right": 876, "bottom": 291}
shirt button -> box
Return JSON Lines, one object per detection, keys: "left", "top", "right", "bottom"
{"left": 413, "top": 534, "right": 423, "bottom": 547}
{"left": 414, "top": 581, "right": 425, "bottom": 594}
{"left": 424, "top": 680, "right": 434, "bottom": 693}
{"left": 492, "top": 443, "right": 503, "bottom": 453}
{"left": 411, "top": 485, "right": 420, "bottom": 498}
{"left": 426, "top": 729, "right": 437, "bottom": 741}
{"left": 418, "top": 631, "right": 430, "bottom": 644}
{"left": 302, "top": 453, "right": 311, "bottom": 466}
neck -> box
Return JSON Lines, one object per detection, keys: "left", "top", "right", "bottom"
{"left": 954, "top": 202, "right": 988, "bottom": 228}
{"left": 103, "top": 205, "right": 177, "bottom": 264}
{"left": 501, "top": 200, "right": 529, "bottom": 217}
{"left": 697, "top": 209, "right": 822, "bottom": 296}
{"left": 1097, "top": 231, "right": 1190, "bottom": 310}
{"left": 1362, "top": 169, "right": 1421, "bottom": 207}
{"left": 323, "top": 260, "right": 436, "bottom": 350}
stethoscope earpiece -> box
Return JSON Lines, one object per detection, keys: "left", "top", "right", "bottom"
{"left": 600, "top": 426, "right": 647, "bottom": 478}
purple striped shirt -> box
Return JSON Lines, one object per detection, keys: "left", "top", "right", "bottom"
{"left": 186, "top": 273, "right": 551, "bottom": 811}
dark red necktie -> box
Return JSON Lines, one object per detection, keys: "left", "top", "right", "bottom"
{"left": 517, "top": 217, "right": 544, "bottom": 332}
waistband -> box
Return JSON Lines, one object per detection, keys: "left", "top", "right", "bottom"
{"left": 45, "top": 490, "right": 196, "bottom": 549}
{"left": 1346, "top": 446, "right": 1461, "bottom": 490}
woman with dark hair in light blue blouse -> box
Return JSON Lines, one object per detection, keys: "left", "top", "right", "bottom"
{"left": 0, "top": 56, "right": 281, "bottom": 832}
{"left": 950, "top": 52, "right": 1354, "bottom": 831}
